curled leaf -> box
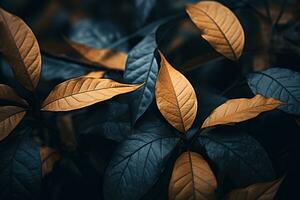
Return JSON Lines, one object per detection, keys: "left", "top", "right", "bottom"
{"left": 0, "top": 8, "right": 41, "bottom": 91}
{"left": 41, "top": 77, "right": 143, "bottom": 111}
{"left": 156, "top": 51, "right": 197, "bottom": 133}
{"left": 40, "top": 147, "right": 60, "bottom": 177}
{"left": 0, "top": 84, "right": 28, "bottom": 106}
{"left": 202, "top": 95, "right": 283, "bottom": 128}
{"left": 226, "top": 177, "right": 284, "bottom": 200}
{"left": 186, "top": 1, "right": 245, "bottom": 60}
{"left": 67, "top": 39, "right": 127, "bottom": 71}
{"left": 0, "top": 106, "right": 26, "bottom": 141}
{"left": 169, "top": 151, "right": 217, "bottom": 200}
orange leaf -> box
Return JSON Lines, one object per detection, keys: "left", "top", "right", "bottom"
{"left": 84, "top": 71, "right": 106, "bottom": 78}
{"left": 40, "top": 147, "right": 60, "bottom": 177}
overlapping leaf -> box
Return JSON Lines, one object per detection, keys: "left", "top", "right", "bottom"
{"left": 84, "top": 71, "right": 105, "bottom": 78}
{"left": 248, "top": 68, "right": 300, "bottom": 115}
{"left": 226, "top": 177, "right": 284, "bottom": 200}
{"left": 0, "top": 84, "right": 27, "bottom": 106}
{"left": 186, "top": 1, "right": 245, "bottom": 60}
{"left": 0, "top": 8, "right": 41, "bottom": 91}
{"left": 202, "top": 95, "right": 283, "bottom": 128}
{"left": 124, "top": 33, "right": 159, "bottom": 124}
{"left": 0, "top": 106, "right": 26, "bottom": 141}
{"left": 156, "top": 51, "right": 197, "bottom": 133}
{"left": 68, "top": 40, "right": 127, "bottom": 71}
{"left": 169, "top": 151, "right": 217, "bottom": 200}
{"left": 0, "top": 128, "right": 41, "bottom": 199}
{"left": 41, "top": 77, "right": 142, "bottom": 111}
{"left": 40, "top": 147, "right": 60, "bottom": 177}
{"left": 103, "top": 130, "right": 179, "bottom": 200}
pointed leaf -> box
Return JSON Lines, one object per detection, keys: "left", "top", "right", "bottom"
{"left": 0, "top": 8, "right": 41, "bottom": 91}
{"left": 41, "top": 77, "right": 143, "bottom": 111}
{"left": 0, "top": 106, "right": 26, "bottom": 141}
{"left": 195, "top": 128, "right": 275, "bottom": 191}
{"left": 40, "top": 147, "right": 60, "bottom": 177}
{"left": 67, "top": 39, "right": 127, "bottom": 71}
{"left": 169, "top": 151, "right": 217, "bottom": 200}
{"left": 0, "top": 84, "right": 28, "bottom": 106}
{"left": 248, "top": 68, "right": 300, "bottom": 115}
{"left": 0, "top": 127, "right": 41, "bottom": 199}
{"left": 186, "top": 1, "right": 245, "bottom": 60}
{"left": 156, "top": 51, "right": 197, "bottom": 133}
{"left": 124, "top": 33, "right": 159, "bottom": 124}
{"left": 103, "top": 129, "right": 179, "bottom": 200}
{"left": 226, "top": 177, "right": 284, "bottom": 200}
{"left": 202, "top": 95, "right": 283, "bottom": 128}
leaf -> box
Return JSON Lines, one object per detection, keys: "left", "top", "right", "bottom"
{"left": 134, "top": 0, "right": 156, "bottom": 26}
{"left": 0, "top": 127, "right": 41, "bottom": 199}
{"left": 202, "top": 95, "right": 283, "bottom": 128}
{"left": 40, "top": 147, "right": 60, "bottom": 177}
{"left": 169, "top": 151, "right": 217, "bottom": 200}
{"left": 0, "top": 8, "right": 41, "bottom": 91}
{"left": 84, "top": 71, "right": 105, "bottom": 78}
{"left": 41, "top": 77, "right": 143, "bottom": 111}
{"left": 67, "top": 39, "right": 127, "bottom": 71}
{"left": 103, "top": 130, "right": 179, "bottom": 200}
{"left": 194, "top": 127, "right": 275, "bottom": 192}
{"left": 248, "top": 68, "right": 300, "bottom": 115}
{"left": 0, "top": 84, "right": 28, "bottom": 106}
{"left": 123, "top": 33, "right": 159, "bottom": 124}
{"left": 186, "top": 1, "right": 245, "bottom": 60}
{"left": 226, "top": 177, "right": 284, "bottom": 200}
{"left": 57, "top": 114, "right": 77, "bottom": 151}
{"left": 155, "top": 51, "right": 198, "bottom": 133}
{"left": 0, "top": 106, "right": 26, "bottom": 141}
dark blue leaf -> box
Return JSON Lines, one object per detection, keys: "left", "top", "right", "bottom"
{"left": 123, "top": 33, "right": 159, "bottom": 124}
{"left": 134, "top": 0, "right": 156, "bottom": 26}
{"left": 103, "top": 128, "right": 179, "bottom": 200}
{"left": 0, "top": 127, "right": 41, "bottom": 200}
{"left": 194, "top": 127, "right": 275, "bottom": 193}
{"left": 248, "top": 68, "right": 300, "bottom": 115}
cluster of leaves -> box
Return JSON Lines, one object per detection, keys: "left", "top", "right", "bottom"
{"left": 1, "top": 0, "right": 300, "bottom": 200}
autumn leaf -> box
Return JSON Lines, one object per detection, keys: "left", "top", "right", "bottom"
{"left": 169, "top": 151, "right": 217, "bottom": 200}
{"left": 67, "top": 39, "right": 127, "bottom": 71}
{"left": 41, "top": 77, "right": 143, "bottom": 111}
{"left": 0, "top": 8, "right": 41, "bottom": 91}
{"left": 226, "top": 177, "right": 284, "bottom": 200}
{"left": 0, "top": 84, "right": 28, "bottom": 106}
{"left": 84, "top": 71, "right": 106, "bottom": 78}
{"left": 0, "top": 106, "right": 26, "bottom": 141}
{"left": 202, "top": 95, "right": 283, "bottom": 128}
{"left": 155, "top": 51, "right": 197, "bottom": 133}
{"left": 40, "top": 146, "right": 60, "bottom": 177}
{"left": 186, "top": 1, "right": 245, "bottom": 60}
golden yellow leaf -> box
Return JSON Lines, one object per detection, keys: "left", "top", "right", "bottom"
{"left": 0, "top": 8, "right": 41, "bottom": 91}
{"left": 0, "top": 106, "right": 26, "bottom": 141}
{"left": 40, "top": 146, "right": 60, "bottom": 177}
{"left": 202, "top": 95, "right": 283, "bottom": 128}
{"left": 0, "top": 84, "right": 28, "bottom": 106}
{"left": 41, "top": 77, "right": 143, "bottom": 111}
{"left": 169, "top": 151, "right": 217, "bottom": 200}
{"left": 186, "top": 1, "right": 245, "bottom": 60}
{"left": 84, "top": 71, "right": 106, "bottom": 78}
{"left": 226, "top": 177, "right": 284, "bottom": 200}
{"left": 67, "top": 39, "right": 127, "bottom": 71}
{"left": 156, "top": 51, "right": 197, "bottom": 133}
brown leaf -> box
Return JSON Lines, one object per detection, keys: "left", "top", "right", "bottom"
{"left": 155, "top": 51, "right": 198, "bottom": 133}
{"left": 226, "top": 177, "right": 284, "bottom": 200}
{"left": 0, "top": 8, "right": 41, "bottom": 91}
{"left": 84, "top": 71, "right": 106, "bottom": 78}
{"left": 186, "top": 1, "right": 245, "bottom": 60}
{"left": 41, "top": 77, "right": 143, "bottom": 111}
{"left": 57, "top": 114, "right": 77, "bottom": 151}
{"left": 40, "top": 146, "right": 60, "bottom": 177}
{"left": 0, "top": 106, "right": 26, "bottom": 141}
{"left": 202, "top": 95, "right": 283, "bottom": 128}
{"left": 67, "top": 39, "right": 127, "bottom": 71}
{"left": 169, "top": 151, "right": 217, "bottom": 200}
{"left": 0, "top": 84, "right": 28, "bottom": 106}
